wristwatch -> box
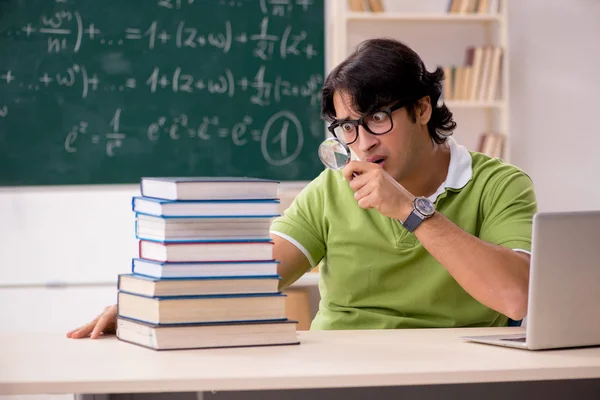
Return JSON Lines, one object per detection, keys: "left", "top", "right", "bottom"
{"left": 402, "top": 197, "right": 436, "bottom": 233}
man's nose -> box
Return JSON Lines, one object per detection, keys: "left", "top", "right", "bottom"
{"left": 356, "top": 125, "right": 378, "bottom": 153}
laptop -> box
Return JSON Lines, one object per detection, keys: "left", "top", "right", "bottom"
{"left": 462, "top": 210, "right": 600, "bottom": 350}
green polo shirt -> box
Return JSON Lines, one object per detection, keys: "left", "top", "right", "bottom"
{"left": 270, "top": 138, "right": 537, "bottom": 330}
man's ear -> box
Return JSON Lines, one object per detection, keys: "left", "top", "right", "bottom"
{"left": 417, "top": 96, "right": 432, "bottom": 125}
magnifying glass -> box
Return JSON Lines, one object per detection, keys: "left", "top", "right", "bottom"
{"left": 318, "top": 137, "right": 353, "bottom": 170}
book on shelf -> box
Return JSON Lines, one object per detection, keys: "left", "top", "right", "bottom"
{"left": 117, "top": 291, "right": 287, "bottom": 325}
{"left": 140, "top": 177, "right": 279, "bottom": 201}
{"left": 132, "top": 196, "right": 280, "bottom": 217}
{"left": 441, "top": 45, "right": 503, "bottom": 103}
{"left": 135, "top": 213, "right": 274, "bottom": 242}
{"left": 347, "top": 0, "right": 384, "bottom": 12}
{"left": 118, "top": 274, "right": 281, "bottom": 297}
{"left": 447, "top": 0, "right": 501, "bottom": 14}
{"left": 477, "top": 132, "right": 505, "bottom": 158}
{"left": 131, "top": 258, "right": 280, "bottom": 279}
{"left": 138, "top": 239, "right": 274, "bottom": 262}
{"left": 116, "top": 317, "right": 299, "bottom": 350}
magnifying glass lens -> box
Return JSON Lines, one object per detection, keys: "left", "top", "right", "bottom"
{"left": 318, "top": 138, "right": 351, "bottom": 170}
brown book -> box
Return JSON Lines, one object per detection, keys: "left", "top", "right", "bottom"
{"left": 477, "top": 0, "right": 489, "bottom": 13}
{"left": 453, "top": 66, "right": 464, "bottom": 100}
{"left": 478, "top": 132, "right": 505, "bottom": 158}
{"left": 463, "top": 47, "right": 476, "bottom": 100}
{"left": 459, "top": 0, "right": 472, "bottom": 13}
{"left": 367, "top": 0, "right": 385, "bottom": 12}
{"left": 469, "top": 46, "right": 484, "bottom": 101}
{"left": 348, "top": 0, "right": 366, "bottom": 11}
{"left": 450, "top": 0, "right": 462, "bottom": 13}
{"left": 477, "top": 45, "right": 494, "bottom": 101}
{"left": 487, "top": 47, "right": 504, "bottom": 101}
{"left": 443, "top": 66, "right": 453, "bottom": 101}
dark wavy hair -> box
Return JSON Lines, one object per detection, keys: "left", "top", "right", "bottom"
{"left": 321, "top": 38, "right": 456, "bottom": 144}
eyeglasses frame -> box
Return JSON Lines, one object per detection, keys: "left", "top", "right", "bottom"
{"left": 327, "top": 101, "right": 407, "bottom": 145}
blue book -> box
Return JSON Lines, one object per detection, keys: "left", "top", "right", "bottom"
{"left": 140, "top": 177, "right": 279, "bottom": 201}
{"left": 131, "top": 196, "right": 280, "bottom": 217}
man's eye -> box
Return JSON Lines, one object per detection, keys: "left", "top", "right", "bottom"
{"left": 341, "top": 123, "right": 354, "bottom": 132}
{"left": 371, "top": 112, "right": 387, "bottom": 122}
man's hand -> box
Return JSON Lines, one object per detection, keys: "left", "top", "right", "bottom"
{"left": 342, "top": 161, "right": 415, "bottom": 221}
{"left": 66, "top": 304, "right": 117, "bottom": 339}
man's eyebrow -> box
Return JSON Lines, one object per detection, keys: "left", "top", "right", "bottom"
{"left": 332, "top": 116, "right": 356, "bottom": 123}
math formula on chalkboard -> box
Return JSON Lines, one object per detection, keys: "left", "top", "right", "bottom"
{"left": 0, "top": 0, "right": 325, "bottom": 185}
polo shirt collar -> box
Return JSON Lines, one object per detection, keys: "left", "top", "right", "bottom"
{"left": 428, "top": 137, "right": 473, "bottom": 203}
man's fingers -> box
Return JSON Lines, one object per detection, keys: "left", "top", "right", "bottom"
{"left": 357, "top": 194, "right": 376, "bottom": 210}
{"left": 66, "top": 321, "right": 96, "bottom": 339}
{"left": 353, "top": 183, "right": 373, "bottom": 202}
{"left": 342, "top": 161, "right": 378, "bottom": 182}
{"left": 90, "top": 314, "right": 111, "bottom": 339}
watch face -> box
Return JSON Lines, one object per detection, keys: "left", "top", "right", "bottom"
{"left": 415, "top": 197, "right": 435, "bottom": 216}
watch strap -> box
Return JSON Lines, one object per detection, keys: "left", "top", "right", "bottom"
{"left": 403, "top": 211, "right": 423, "bottom": 233}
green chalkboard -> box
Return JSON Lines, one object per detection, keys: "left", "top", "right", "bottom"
{"left": 0, "top": 0, "right": 325, "bottom": 186}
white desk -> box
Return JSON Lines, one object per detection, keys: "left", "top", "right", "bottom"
{"left": 1, "top": 327, "right": 600, "bottom": 396}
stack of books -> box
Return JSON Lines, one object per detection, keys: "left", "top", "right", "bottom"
{"left": 115, "top": 177, "right": 299, "bottom": 350}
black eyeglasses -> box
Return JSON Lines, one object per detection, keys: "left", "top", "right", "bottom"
{"left": 327, "top": 102, "right": 406, "bottom": 145}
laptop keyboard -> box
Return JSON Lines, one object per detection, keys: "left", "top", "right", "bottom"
{"left": 500, "top": 336, "right": 527, "bottom": 342}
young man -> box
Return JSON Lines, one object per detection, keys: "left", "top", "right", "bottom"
{"left": 68, "top": 38, "right": 536, "bottom": 339}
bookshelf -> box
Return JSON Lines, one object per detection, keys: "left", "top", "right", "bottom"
{"left": 329, "top": 0, "right": 510, "bottom": 161}
{"left": 345, "top": 12, "right": 503, "bottom": 22}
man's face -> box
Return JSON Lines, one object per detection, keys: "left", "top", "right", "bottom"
{"left": 332, "top": 90, "right": 425, "bottom": 182}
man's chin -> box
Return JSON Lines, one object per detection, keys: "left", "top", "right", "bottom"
{"left": 385, "top": 166, "right": 404, "bottom": 182}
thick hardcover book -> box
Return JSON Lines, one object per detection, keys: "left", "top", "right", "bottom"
{"left": 116, "top": 317, "right": 299, "bottom": 350}
{"left": 140, "top": 177, "right": 279, "bottom": 201}
{"left": 117, "top": 291, "right": 287, "bottom": 325}
{"left": 134, "top": 213, "right": 274, "bottom": 242}
{"left": 118, "top": 273, "right": 281, "bottom": 297}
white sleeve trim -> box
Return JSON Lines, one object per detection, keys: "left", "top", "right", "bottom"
{"left": 513, "top": 248, "right": 531, "bottom": 255}
{"left": 270, "top": 230, "right": 316, "bottom": 268}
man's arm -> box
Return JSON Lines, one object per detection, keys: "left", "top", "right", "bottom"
{"left": 272, "top": 233, "right": 313, "bottom": 291}
{"left": 343, "top": 161, "right": 534, "bottom": 322}
{"left": 413, "top": 212, "right": 530, "bottom": 321}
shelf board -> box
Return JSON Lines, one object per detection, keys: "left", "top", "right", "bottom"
{"left": 346, "top": 12, "right": 502, "bottom": 23}
{"left": 444, "top": 101, "right": 504, "bottom": 109}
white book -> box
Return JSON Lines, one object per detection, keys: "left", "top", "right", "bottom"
{"left": 135, "top": 213, "right": 274, "bottom": 242}
{"left": 132, "top": 258, "right": 280, "bottom": 279}
{"left": 132, "top": 196, "right": 280, "bottom": 217}
{"left": 118, "top": 274, "right": 280, "bottom": 297}
{"left": 140, "top": 177, "right": 279, "bottom": 201}
{"left": 117, "top": 291, "right": 287, "bottom": 325}
{"left": 138, "top": 240, "right": 274, "bottom": 262}
{"left": 117, "top": 317, "right": 299, "bottom": 350}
